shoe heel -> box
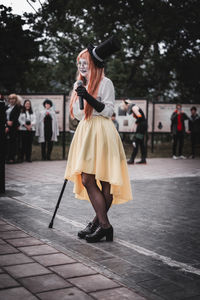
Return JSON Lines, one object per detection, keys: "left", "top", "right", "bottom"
{"left": 106, "top": 227, "right": 113, "bottom": 242}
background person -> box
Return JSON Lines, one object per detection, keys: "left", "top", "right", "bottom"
{"left": 188, "top": 106, "right": 200, "bottom": 158}
{"left": 111, "top": 112, "right": 119, "bottom": 131}
{"left": 18, "top": 99, "right": 36, "bottom": 162}
{"left": 64, "top": 36, "right": 132, "bottom": 243}
{"left": 118, "top": 98, "right": 131, "bottom": 116}
{"left": 36, "top": 99, "right": 59, "bottom": 160}
{"left": 127, "top": 104, "right": 147, "bottom": 164}
{"left": 171, "top": 103, "right": 189, "bottom": 159}
{"left": 5, "top": 94, "right": 21, "bottom": 163}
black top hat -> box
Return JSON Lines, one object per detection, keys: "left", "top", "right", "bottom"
{"left": 43, "top": 99, "right": 53, "bottom": 107}
{"left": 87, "top": 36, "right": 121, "bottom": 68}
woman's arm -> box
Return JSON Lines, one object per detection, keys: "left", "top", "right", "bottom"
{"left": 76, "top": 86, "right": 105, "bottom": 112}
{"left": 76, "top": 78, "right": 115, "bottom": 117}
{"left": 98, "top": 78, "right": 115, "bottom": 117}
{"left": 31, "top": 113, "right": 36, "bottom": 126}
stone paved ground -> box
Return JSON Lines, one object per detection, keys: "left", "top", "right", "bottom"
{"left": 5, "top": 158, "right": 200, "bottom": 183}
{"left": 1, "top": 158, "right": 200, "bottom": 300}
{"left": 0, "top": 219, "right": 144, "bottom": 300}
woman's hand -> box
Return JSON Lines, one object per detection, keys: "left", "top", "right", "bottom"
{"left": 76, "top": 86, "right": 87, "bottom": 98}
{"left": 76, "top": 86, "right": 105, "bottom": 113}
{"left": 25, "top": 125, "right": 32, "bottom": 131}
{"left": 7, "top": 120, "right": 13, "bottom": 127}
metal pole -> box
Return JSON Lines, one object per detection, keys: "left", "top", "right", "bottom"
{"left": 145, "top": 99, "right": 149, "bottom": 157}
{"left": 0, "top": 100, "right": 5, "bottom": 193}
{"left": 62, "top": 94, "right": 66, "bottom": 160}
{"left": 48, "top": 179, "right": 68, "bottom": 228}
{"left": 151, "top": 102, "right": 155, "bottom": 153}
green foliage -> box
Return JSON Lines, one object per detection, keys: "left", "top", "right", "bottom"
{"left": 1, "top": 1, "right": 200, "bottom": 102}
{"left": 0, "top": 5, "right": 39, "bottom": 93}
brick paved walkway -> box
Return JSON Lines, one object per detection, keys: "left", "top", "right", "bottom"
{"left": 5, "top": 158, "right": 200, "bottom": 184}
{"left": 0, "top": 219, "right": 145, "bottom": 300}
{"left": 1, "top": 158, "right": 200, "bottom": 300}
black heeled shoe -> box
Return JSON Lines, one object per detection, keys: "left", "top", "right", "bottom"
{"left": 77, "top": 222, "right": 98, "bottom": 239}
{"left": 85, "top": 225, "right": 113, "bottom": 243}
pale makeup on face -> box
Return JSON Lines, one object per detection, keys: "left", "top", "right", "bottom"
{"left": 77, "top": 58, "right": 89, "bottom": 78}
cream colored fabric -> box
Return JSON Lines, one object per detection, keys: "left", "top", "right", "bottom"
{"left": 73, "top": 77, "right": 115, "bottom": 121}
{"left": 65, "top": 116, "right": 133, "bottom": 204}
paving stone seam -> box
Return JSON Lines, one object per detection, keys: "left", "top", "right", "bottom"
{"left": 62, "top": 280, "right": 125, "bottom": 298}
{"left": 0, "top": 230, "right": 29, "bottom": 240}
{"left": 4, "top": 194, "right": 198, "bottom": 275}
{"left": 4, "top": 241, "right": 45, "bottom": 249}
{"left": 4, "top": 197, "right": 198, "bottom": 278}
{"left": 86, "top": 286, "right": 133, "bottom": 297}
{"left": 32, "top": 260, "right": 77, "bottom": 267}
{"left": 0, "top": 254, "right": 33, "bottom": 263}
{"left": 18, "top": 249, "right": 59, "bottom": 256}
{"left": 1, "top": 265, "right": 79, "bottom": 296}
{"left": 0, "top": 220, "right": 192, "bottom": 300}
{"left": 1, "top": 216, "right": 170, "bottom": 298}
{"left": 35, "top": 288, "right": 97, "bottom": 300}
{"left": 49, "top": 271, "right": 99, "bottom": 280}
{"left": 0, "top": 219, "right": 142, "bottom": 300}
{"left": 1, "top": 217, "right": 129, "bottom": 279}
{"left": 0, "top": 269, "right": 41, "bottom": 299}
{"left": 0, "top": 281, "right": 20, "bottom": 290}
{"left": 1, "top": 262, "right": 36, "bottom": 269}
{"left": 21, "top": 283, "right": 74, "bottom": 294}
{"left": 1, "top": 255, "right": 97, "bottom": 299}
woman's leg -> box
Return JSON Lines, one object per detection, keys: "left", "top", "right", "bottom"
{"left": 26, "top": 131, "right": 33, "bottom": 161}
{"left": 100, "top": 180, "right": 113, "bottom": 211}
{"left": 21, "top": 131, "right": 26, "bottom": 161}
{"left": 41, "top": 142, "right": 46, "bottom": 160}
{"left": 92, "top": 181, "right": 113, "bottom": 224}
{"left": 172, "top": 134, "right": 177, "bottom": 156}
{"left": 81, "top": 172, "right": 110, "bottom": 228}
{"left": 128, "top": 139, "right": 139, "bottom": 164}
{"left": 47, "top": 141, "right": 53, "bottom": 160}
{"left": 91, "top": 181, "right": 113, "bottom": 225}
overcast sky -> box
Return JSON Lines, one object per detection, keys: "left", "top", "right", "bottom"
{"left": 0, "top": 0, "right": 46, "bottom": 15}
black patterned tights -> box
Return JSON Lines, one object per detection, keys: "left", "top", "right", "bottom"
{"left": 81, "top": 172, "right": 113, "bottom": 228}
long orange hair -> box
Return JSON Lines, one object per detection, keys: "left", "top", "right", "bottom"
{"left": 70, "top": 49, "right": 104, "bottom": 120}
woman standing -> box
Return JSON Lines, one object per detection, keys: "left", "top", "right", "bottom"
{"left": 65, "top": 36, "right": 132, "bottom": 243}
{"left": 36, "top": 99, "right": 59, "bottom": 160}
{"left": 5, "top": 94, "right": 21, "bottom": 163}
{"left": 18, "top": 100, "right": 36, "bottom": 162}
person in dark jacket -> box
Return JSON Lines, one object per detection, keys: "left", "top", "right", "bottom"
{"left": 111, "top": 112, "right": 119, "bottom": 131}
{"left": 18, "top": 100, "right": 36, "bottom": 162}
{"left": 36, "top": 99, "right": 59, "bottom": 160}
{"left": 188, "top": 106, "right": 200, "bottom": 158}
{"left": 127, "top": 104, "right": 147, "bottom": 164}
{"left": 5, "top": 94, "right": 21, "bottom": 163}
{"left": 170, "top": 103, "right": 189, "bottom": 159}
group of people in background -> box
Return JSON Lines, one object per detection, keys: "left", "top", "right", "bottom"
{"left": 111, "top": 100, "right": 148, "bottom": 165}
{"left": 2, "top": 92, "right": 200, "bottom": 164}
{"left": 4, "top": 94, "right": 59, "bottom": 164}
{"left": 171, "top": 103, "right": 200, "bottom": 160}
{"left": 112, "top": 101, "right": 200, "bottom": 164}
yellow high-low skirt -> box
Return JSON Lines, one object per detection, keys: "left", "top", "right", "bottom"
{"left": 64, "top": 116, "right": 132, "bottom": 204}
